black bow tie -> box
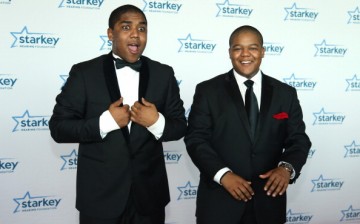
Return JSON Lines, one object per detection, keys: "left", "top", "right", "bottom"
{"left": 114, "top": 58, "right": 142, "bottom": 72}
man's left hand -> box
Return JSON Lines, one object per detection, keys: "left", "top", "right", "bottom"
{"left": 130, "top": 98, "right": 159, "bottom": 127}
{"left": 259, "top": 167, "right": 291, "bottom": 197}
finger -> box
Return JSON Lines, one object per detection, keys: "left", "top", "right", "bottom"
{"left": 141, "top": 97, "right": 152, "bottom": 106}
{"left": 111, "top": 97, "right": 123, "bottom": 108}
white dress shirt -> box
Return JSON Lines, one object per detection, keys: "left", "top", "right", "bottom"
{"left": 99, "top": 54, "right": 165, "bottom": 139}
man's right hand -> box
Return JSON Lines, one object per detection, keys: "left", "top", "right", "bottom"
{"left": 109, "top": 98, "right": 131, "bottom": 128}
{"left": 220, "top": 172, "right": 254, "bottom": 201}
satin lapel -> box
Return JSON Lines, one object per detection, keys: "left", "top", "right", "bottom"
{"left": 138, "top": 56, "right": 149, "bottom": 101}
{"left": 103, "top": 52, "right": 130, "bottom": 142}
{"left": 254, "top": 74, "right": 273, "bottom": 143}
{"left": 224, "top": 71, "right": 253, "bottom": 142}
{"left": 129, "top": 56, "right": 149, "bottom": 140}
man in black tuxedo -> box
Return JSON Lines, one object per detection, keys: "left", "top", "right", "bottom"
{"left": 49, "top": 4, "right": 186, "bottom": 224}
{"left": 184, "top": 25, "right": 311, "bottom": 224}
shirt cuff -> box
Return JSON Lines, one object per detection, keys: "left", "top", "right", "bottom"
{"left": 147, "top": 113, "right": 165, "bottom": 140}
{"left": 99, "top": 110, "right": 120, "bottom": 139}
{"left": 214, "top": 167, "right": 232, "bottom": 185}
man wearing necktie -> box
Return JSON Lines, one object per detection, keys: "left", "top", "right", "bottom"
{"left": 49, "top": 4, "right": 186, "bottom": 224}
{"left": 185, "top": 25, "right": 311, "bottom": 224}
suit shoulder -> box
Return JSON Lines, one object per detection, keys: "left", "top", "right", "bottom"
{"left": 141, "top": 56, "right": 172, "bottom": 71}
{"left": 197, "top": 73, "right": 228, "bottom": 89}
{"left": 71, "top": 54, "right": 107, "bottom": 70}
{"left": 263, "top": 74, "right": 296, "bottom": 92}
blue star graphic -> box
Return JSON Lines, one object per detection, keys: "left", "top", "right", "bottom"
{"left": 58, "top": 0, "right": 66, "bottom": 8}
{"left": 348, "top": 7, "right": 360, "bottom": 24}
{"left": 346, "top": 74, "right": 360, "bottom": 91}
{"left": 344, "top": 141, "right": 360, "bottom": 158}
{"left": 177, "top": 181, "right": 197, "bottom": 200}
{"left": 314, "top": 39, "right": 335, "bottom": 57}
{"left": 341, "top": 205, "right": 360, "bottom": 221}
{"left": 283, "top": 73, "right": 305, "bottom": 84}
{"left": 60, "top": 74, "right": 69, "bottom": 87}
{"left": 311, "top": 174, "right": 329, "bottom": 192}
{"left": 178, "top": 34, "right": 201, "bottom": 53}
{"left": 313, "top": 108, "right": 330, "bottom": 125}
{"left": 284, "top": 3, "right": 309, "bottom": 21}
{"left": 61, "top": 149, "right": 78, "bottom": 170}
{"left": 10, "top": 26, "right": 48, "bottom": 48}
{"left": 12, "top": 110, "right": 49, "bottom": 132}
{"left": 142, "top": 0, "right": 148, "bottom": 11}
{"left": 100, "top": 35, "right": 111, "bottom": 50}
{"left": 13, "top": 192, "right": 46, "bottom": 213}
{"left": 216, "top": 0, "right": 236, "bottom": 17}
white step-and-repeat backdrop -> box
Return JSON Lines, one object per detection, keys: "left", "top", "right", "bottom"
{"left": 1, "top": 0, "right": 359, "bottom": 223}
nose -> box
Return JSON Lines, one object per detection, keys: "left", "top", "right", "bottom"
{"left": 241, "top": 48, "right": 250, "bottom": 56}
{"left": 130, "top": 28, "right": 139, "bottom": 38}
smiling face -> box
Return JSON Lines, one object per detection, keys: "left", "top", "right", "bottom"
{"left": 107, "top": 11, "right": 147, "bottom": 63}
{"left": 228, "top": 30, "right": 265, "bottom": 79}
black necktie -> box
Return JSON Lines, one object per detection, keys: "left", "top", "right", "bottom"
{"left": 244, "top": 80, "right": 259, "bottom": 136}
{"left": 114, "top": 58, "right": 142, "bottom": 72}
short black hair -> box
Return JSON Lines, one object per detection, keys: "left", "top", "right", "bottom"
{"left": 229, "top": 25, "right": 263, "bottom": 47}
{"left": 108, "top": 4, "right": 147, "bottom": 29}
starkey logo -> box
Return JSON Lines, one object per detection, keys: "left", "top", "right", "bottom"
{"left": 348, "top": 7, "right": 360, "bottom": 24}
{"left": 346, "top": 74, "right": 360, "bottom": 91}
{"left": 312, "top": 108, "right": 345, "bottom": 125}
{"left": 177, "top": 181, "right": 197, "bottom": 200}
{"left": 58, "top": 0, "right": 104, "bottom": 9}
{"left": 0, "top": 74, "right": 18, "bottom": 90}
{"left": 308, "top": 148, "right": 316, "bottom": 159}
{"left": 340, "top": 205, "right": 360, "bottom": 222}
{"left": 163, "top": 150, "right": 182, "bottom": 164}
{"left": 100, "top": 35, "right": 112, "bottom": 51}
{"left": 61, "top": 149, "right": 78, "bottom": 170}
{"left": 13, "top": 192, "right": 62, "bottom": 213}
{"left": 286, "top": 209, "right": 313, "bottom": 224}
{"left": 284, "top": 3, "right": 319, "bottom": 21}
{"left": 216, "top": 0, "right": 253, "bottom": 18}
{"left": 10, "top": 26, "right": 60, "bottom": 49}
{"left": 0, "top": 158, "right": 19, "bottom": 174}
{"left": 314, "top": 39, "right": 347, "bottom": 57}
{"left": 12, "top": 110, "right": 50, "bottom": 132}
{"left": 311, "top": 175, "right": 344, "bottom": 192}
{"left": 178, "top": 34, "right": 216, "bottom": 53}
{"left": 283, "top": 73, "right": 317, "bottom": 91}
{"left": 143, "top": 0, "right": 183, "bottom": 14}
{"left": 0, "top": 0, "right": 11, "bottom": 4}
{"left": 264, "top": 42, "right": 285, "bottom": 56}
{"left": 344, "top": 141, "right": 360, "bottom": 158}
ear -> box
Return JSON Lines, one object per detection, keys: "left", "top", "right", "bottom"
{"left": 107, "top": 28, "right": 113, "bottom": 41}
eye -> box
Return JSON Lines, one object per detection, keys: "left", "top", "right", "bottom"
{"left": 121, "top": 25, "right": 130, "bottom": 30}
{"left": 138, "top": 26, "right": 147, "bottom": 32}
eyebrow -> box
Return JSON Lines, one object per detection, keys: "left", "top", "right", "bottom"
{"left": 120, "top": 20, "right": 147, "bottom": 25}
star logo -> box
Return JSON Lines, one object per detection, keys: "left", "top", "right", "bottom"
{"left": 59, "top": 0, "right": 104, "bottom": 9}
{"left": 177, "top": 34, "right": 216, "bottom": 53}
{"left": 341, "top": 205, "right": 360, "bottom": 221}
{"left": 177, "top": 181, "right": 197, "bottom": 200}
{"left": 100, "top": 35, "right": 111, "bottom": 51}
{"left": 312, "top": 108, "right": 345, "bottom": 125}
{"left": 348, "top": 7, "right": 360, "bottom": 24}
{"left": 311, "top": 175, "right": 343, "bottom": 192}
{"left": 314, "top": 39, "right": 347, "bottom": 57}
{"left": 345, "top": 74, "right": 360, "bottom": 91}
{"left": 10, "top": 26, "right": 45, "bottom": 48}
{"left": 13, "top": 192, "right": 45, "bottom": 213}
{"left": 286, "top": 209, "right": 313, "bottom": 223}
{"left": 216, "top": 0, "right": 252, "bottom": 18}
{"left": 344, "top": 141, "right": 360, "bottom": 158}
{"left": 285, "top": 3, "right": 302, "bottom": 20}
{"left": 12, "top": 110, "right": 50, "bottom": 132}
{"left": 60, "top": 149, "right": 78, "bottom": 170}
{"left": 60, "top": 74, "right": 69, "bottom": 88}
{"left": 142, "top": 0, "right": 182, "bottom": 14}
{"left": 283, "top": 73, "right": 316, "bottom": 91}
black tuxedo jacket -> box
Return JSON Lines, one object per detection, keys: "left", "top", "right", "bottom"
{"left": 49, "top": 52, "right": 186, "bottom": 218}
{"left": 184, "top": 70, "right": 311, "bottom": 224}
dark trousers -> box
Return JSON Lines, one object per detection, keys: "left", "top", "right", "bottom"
{"left": 239, "top": 199, "right": 258, "bottom": 224}
{"left": 79, "top": 193, "right": 165, "bottom": 224}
